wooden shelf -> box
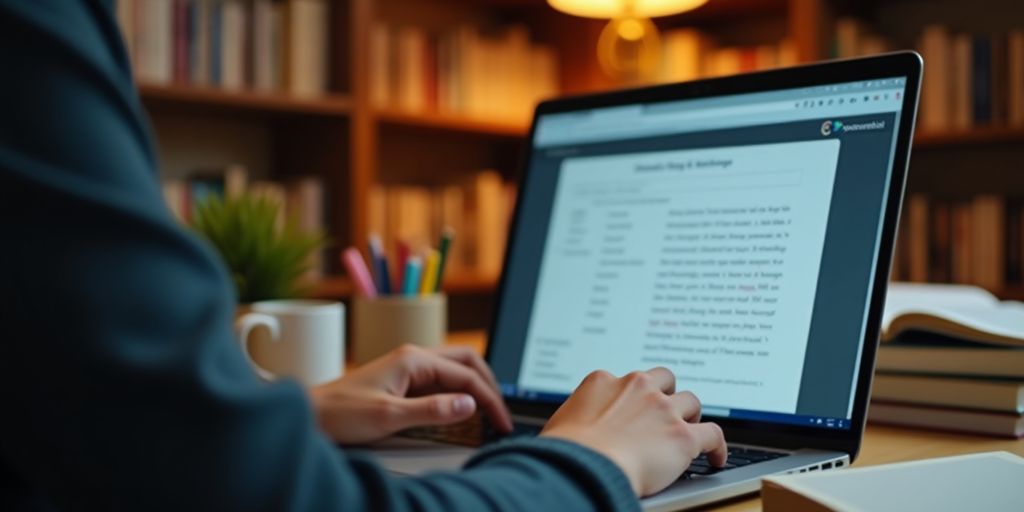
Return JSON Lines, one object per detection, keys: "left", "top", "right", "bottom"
{"left": 443, "top": 273, "right": 500, "bottom": 293}
{"left": 375, "top": 109, "right": 529, "bottom": 138}
{"left": 914, "top": 126, "right": 1024, "bottom": 149}
{"left": 306, "top": 276, "right": 354, "bottom": 299}
{"left": 308, "top": 272, "right": 498, "bottom": 299}
{"left": 998, "top": 287, "right": 1024, "bottom": 301}
{"left": 137, "top": 83, "right": 351, "bottom": 118}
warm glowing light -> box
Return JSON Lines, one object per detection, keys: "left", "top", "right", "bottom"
{"left": 547, "top": 0, "right": 709, "bottom": 19}
{"left": 616, "top": 18, "right": 646, "bottom": 41}
{"left": 548, "top": 0, "right": 709, "bottom": 81}
{"left": 597, "top": 16, "right": 660, "bottom": 79}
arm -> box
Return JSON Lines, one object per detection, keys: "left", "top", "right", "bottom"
{"left": 0, "top": 1, "right": 636, "bottom": 510}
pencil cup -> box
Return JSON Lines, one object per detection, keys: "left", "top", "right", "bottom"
{"left": 351, "top": 294, "right": 447, "bottom": 365}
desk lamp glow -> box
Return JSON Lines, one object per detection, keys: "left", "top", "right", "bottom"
{"left": 548, "top": 0, "right": 708, "bottom": 80}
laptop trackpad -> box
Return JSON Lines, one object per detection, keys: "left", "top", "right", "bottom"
{"left": 368, "top": 437, "right": 476, "bottom": 475}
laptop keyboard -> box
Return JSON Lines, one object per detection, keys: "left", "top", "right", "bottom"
{"left": 682, "top": 446, "right": 789, "bottom": 478}
{"left": 399, "top": 417, "right": 789, "bottom": 478}
{"left": 400, "top": 417, "right": 542, "bottom": 447}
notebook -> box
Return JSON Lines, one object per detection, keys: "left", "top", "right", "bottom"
{"left": 763, "top": 451, "right": 1024, "bottom": 511}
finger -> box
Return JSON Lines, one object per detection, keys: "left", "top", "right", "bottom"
{"left": 410, "top": 352, "right": 514, "bottom": 433}
{"left": 434, "top": 346, "right": 502, "bottom": 394}
{"left": 387, "top": 393, "right": 478, "bottom": 430}
{"left": 689, "top": 422, "right": 728, "bottom": 467}
{"left": 669, "top": 390, "right": 702, "bottom": 422}
{"left": 644, "top": 367, "right": 677, "bottom": 395}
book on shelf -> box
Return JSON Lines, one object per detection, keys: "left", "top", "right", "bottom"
{"left": 831, "top": 17, "right": 892, "bottom": 61}
{"left": 656, "top": 28, "right": 796, "bottom": 84}
{"left": 762, "top": 452, "right": 1024, "bottom": 511}
{"left": 912, "top": 23, "right": 1024, "bottom": 132}
{"left": 869, "top": 402, "right": 1024, "bottom": 438}
{"left": 893, "top": 194, "right": 1023, "bottom": 290}
{"left": 367, "top": 170, "right": 515, "bottom": 284}
{"left": 115, "top": 0, "right": 329, "bottom": 97}
{"left": 872, "top": 374, "right": 1024, "bottom": 414}
{"left": 370, "top": 23, "right": 558, "bottom": 125}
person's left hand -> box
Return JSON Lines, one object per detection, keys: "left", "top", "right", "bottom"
{"left": 309, "top": 344, "right": 513, "bottom": 445}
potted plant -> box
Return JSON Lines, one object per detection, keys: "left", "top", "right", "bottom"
{"left": 190, "top": 194, "right": 325, "bottom": 306}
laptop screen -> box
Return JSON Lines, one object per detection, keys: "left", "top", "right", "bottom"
{"left": 490, "top": 76, "right": 909, "bottom": 430}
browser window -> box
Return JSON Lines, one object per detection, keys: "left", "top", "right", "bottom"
{"left": 491, "top": 77, "right": 907, "bottom": 429}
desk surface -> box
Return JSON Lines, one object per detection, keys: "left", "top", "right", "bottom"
{"left": 442, "top": 331, "right": 1024, "bottom": 510}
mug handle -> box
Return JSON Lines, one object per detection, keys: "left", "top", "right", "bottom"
{"left": 235, "top": 313, "right": 280, "bottom": 381}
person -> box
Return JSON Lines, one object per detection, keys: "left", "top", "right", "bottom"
{"left": 0, "top": 1, "right": 727, "bottom": 510}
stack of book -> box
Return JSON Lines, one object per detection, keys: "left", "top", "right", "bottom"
{"left": 115, "top": 0, "right": 330, "bottom": 97}
{"left": 870, "top": 283, "right": 1024, "bottom": 438}
{"left": 891, "top": 194, "right": 1024, "bottom": 291}
{"left": 916, "top": 25, "right": 1024, "bottom": 132}
{"left": 657, "top": 28, "right": 798, "bottom": 83}
{"left": 370, "top": 23, "right": 559, "bottom": 125}
{"left": 161, "top": 165, "right": 326, "bottom": 276}
{"left": 367, "top": 171, "right": 516, "bottom": 281}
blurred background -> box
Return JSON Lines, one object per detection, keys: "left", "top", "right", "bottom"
{"left": 115, "top": 0, "right": 1024, "bottom": 332}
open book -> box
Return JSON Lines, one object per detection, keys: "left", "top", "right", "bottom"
{"left": 882, "top": 283, "right": 1024, "bottom": 346}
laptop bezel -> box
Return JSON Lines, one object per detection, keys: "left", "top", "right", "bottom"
{"left": 485, "top": 52, "right": 922, "bottom": 461}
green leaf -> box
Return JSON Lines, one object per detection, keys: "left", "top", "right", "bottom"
{"left": 189, "top": 193, "right": 326, "bottom": 303}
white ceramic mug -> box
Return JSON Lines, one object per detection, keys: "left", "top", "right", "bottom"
{"left": 235, "top": 300, "right": 345, "bottom": 386}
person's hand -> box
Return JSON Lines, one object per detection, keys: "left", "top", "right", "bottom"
{"left": 540, "top": 367, "right": 726, "bottom": 497}
{"left": 308, "top": 344, "right": 513, "bottom": 445}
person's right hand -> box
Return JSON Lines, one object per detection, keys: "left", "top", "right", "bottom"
{"left": 540, "top": 367, "right": 727, "bottom": 497}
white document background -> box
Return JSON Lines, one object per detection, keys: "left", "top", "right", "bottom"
{"left": 519, "top": 139, "right": 841, "bottom": 414}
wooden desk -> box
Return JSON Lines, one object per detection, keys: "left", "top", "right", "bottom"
{"left": 437, "top": 331, "right": 1024, "bottom": 510}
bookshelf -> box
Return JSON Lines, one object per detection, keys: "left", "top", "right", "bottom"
{"left": 121, "top": 0, "right": 1024, "bottom": 331}
{"left": 138, "top": 83, "right": 352, "bottom": 117}
{"left": 914, "top": 126, "right": 1024, "bottom": 148}
{"left": 374, "top": 109, "right": 529, "bottom": 139}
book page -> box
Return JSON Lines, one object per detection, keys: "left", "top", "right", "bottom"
{"left": 518, "top": 139, "right": 840, "bottom": 414}
{"left": 884, "top": 283, "right": 1024, "bottom": 345}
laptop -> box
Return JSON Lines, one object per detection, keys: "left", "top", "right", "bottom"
{"left": 370, "top": 52, "right": 922, "bottom": 511}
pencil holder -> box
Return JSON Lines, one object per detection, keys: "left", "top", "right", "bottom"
{"left": 351, "top": 294, "right": 447, "bottom": 365}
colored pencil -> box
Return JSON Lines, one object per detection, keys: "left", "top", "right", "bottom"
{"left": 402, "top": 256, "right": 423, "bottom": 296}
{"left": 341, "top": 247, "right": 378, "bottom": 298}
{"left": 368, "top": 234, "right": 392, "bottom": 295}
{"left": 420, "top": 249, "right": 440, "bottom": 295}
{"left": 395, "top": 240, "right": 411, "bottom": 293}
{"left": 434, "top": 227, "right": 454, "bottom": 292}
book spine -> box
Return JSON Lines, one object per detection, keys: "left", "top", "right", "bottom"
{"left": 929, "top": 200, "right": 952, "bottom": 283}
{"left": 209, "top": 1, "right": 221, "bottom": 86}
{"left": 172, "top": 0, "right": 188, "bottom": 83}
{"left": 972, "top": 36, "right": 993, "bottom": 125}
{"left": 991, "top": 35, "right": 1009, "bottom": 125}
{"left": 1010, "top": 31, "right": 1024, "bottom": 126}
{"left": 1007, "top": 199, "right": 1023, "bottom": 285}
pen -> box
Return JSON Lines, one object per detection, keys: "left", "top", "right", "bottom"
{"left": 396, "top": 240, "right": 411, "bottom": 293}
{"left": 341, "top": 247, "right": 378, "bottom": 298}
{"left": 402, "top": 256, "right": 423, "bottom": 296}
{"left": 420, "top": 249, "right": 440, "bottom": 295}
{"left": 368, "top": 234, "right": 392, "bottom": 295}
{"left": 434, "top": 227, "right": 454, "bottom": 292}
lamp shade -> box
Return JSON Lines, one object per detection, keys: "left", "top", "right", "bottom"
{"left": 547, "top": 0, "right": 709, "bottom": 19}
